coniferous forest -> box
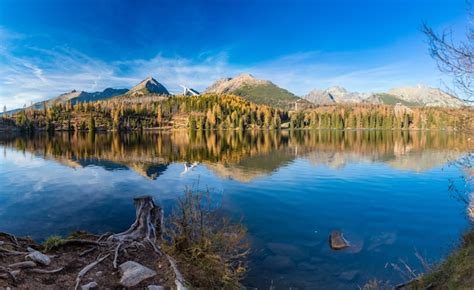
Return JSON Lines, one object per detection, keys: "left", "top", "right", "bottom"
{"left": 6, "top": 94, "right": 472, "bottom": 133}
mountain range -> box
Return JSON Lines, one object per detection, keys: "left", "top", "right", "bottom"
{"left": 6, "top": 74, "right": 468, "bottom": 114}
{"left": 304, "top": 84, "right": 466, "bottom": 108}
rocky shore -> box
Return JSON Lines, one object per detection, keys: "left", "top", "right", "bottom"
{"left": 0, "top": 196, "right": 186, "bottom": 289}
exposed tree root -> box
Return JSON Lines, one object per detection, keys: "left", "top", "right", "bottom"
{"left": 0, "top": 233, "right": 19, "bottom": 247}
{"left": 393, "top": 277, "right": 421, "bottom": 289}
{"left": 8, "top": 261, "right": 36, "bottom": 269}
{"left": 27, "top": 267, "right": 64, "bottom": 274}
{"left": 0, "top": 248, "right": 27, "bottom": 255}
{"left": 96, "top": 232, "right": 112, "bottom": 242}
{"left": 78, "top": 247, "right": 96, "bottom": 257}
{"left": 0, "top": 267, "right": 18, "bottom": 283}
{"left": 74, "top": 254, "right": 110, "bottom": 290}
{"left": 166, "top": 255, "right": 187, "bottom": 290}
{"left": 112, "top": 242, "right": 122, "bottom": 269}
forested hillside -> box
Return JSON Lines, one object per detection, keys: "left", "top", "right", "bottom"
{"left": 7, "top": 93, "right": 472, "bottom": 132}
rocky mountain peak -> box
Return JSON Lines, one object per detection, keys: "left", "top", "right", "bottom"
{"left": 304, "top": 86, "right": 365, "bottom": 105}
{"left": 128, "top": 76, "right": 169, "bottom": 96}
{"left": 388, "top": 85, "right": 466, "bottom": 108}
{"left": 204, "top": 73, "right": 269, "bottom": 94}
{"left": 303, "top": 84, "right": 467, "bottom": 108}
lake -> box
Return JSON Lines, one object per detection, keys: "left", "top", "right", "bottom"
{"left": 0, "top": 130, "right": 472, "bottom": 289}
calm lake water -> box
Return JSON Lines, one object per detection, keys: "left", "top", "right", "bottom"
{"left": 0, "top": 130, "right": 472, "bottom": 289}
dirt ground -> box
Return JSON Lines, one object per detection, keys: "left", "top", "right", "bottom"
{"left": 0, "top": 232, "right": 176, "bottom": 289}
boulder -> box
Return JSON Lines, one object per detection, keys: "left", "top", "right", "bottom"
{"left": 329, "top": 231, "right": 350, "bottom": 250}
{"left": 26, "top": 248, "right": 51, "bottom": 266}
{"left": 119, "top": 261, "right": 156, "bottom": 287}
{"left": 148, "top": 286, "right": 164, "bottom": 290}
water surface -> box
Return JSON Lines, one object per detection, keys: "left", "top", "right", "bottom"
{"left": 0, "top": 130, "right": 472, "bottom": 289}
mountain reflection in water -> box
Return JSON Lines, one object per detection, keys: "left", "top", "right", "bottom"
{"left": 1, "top": 130, "right": 471, "bottom": 181}
{"left": 0, "top": 130, "right": 472, "bottom": 289}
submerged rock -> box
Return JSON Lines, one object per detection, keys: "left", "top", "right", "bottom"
{"left": 148, "top": 286, "right": 164, "bottom": 290}
{"left": 26, "top": 248, "right": 51, "bottom": 266}
{"left": 262, "top": 255, "right": 295, "bottom": 272}
{"left": 119, "top": 261, "right": 156, "bottom": 287}
{"left": 367, "top": 232, "right": 396, "bottom": 251}
{"left": 267, "top": 242, "right": 307, "bottom": 261}
{"left": 297, "top": 262, "right": 318, "bottom": 271}
{"left": 329, "top": 231, "right": 350, "bottom": 250}
{"left": 339, "top": 270, "right": 359, "bottom": 282}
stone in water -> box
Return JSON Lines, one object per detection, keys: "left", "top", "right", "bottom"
{"left": 329, "top": 230, "right": 350, "bottom": 250}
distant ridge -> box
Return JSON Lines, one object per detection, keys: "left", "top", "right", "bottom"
{"left": 4, "top": 76, "right": 170, "bottom": 114}
{"left": 304, "top": 86, "right": 370, "bottom": 105}
{"left": 303, "top": 85, "right": 467, "bottom": 108}
{"left": 4, "top": 75, "right": 469, "bottom": 114}
{"left": 386, "top": 84, "right": 466, "bottom": 108}
{"left": 5, "top": 88, "right": 129, "bottom": 114}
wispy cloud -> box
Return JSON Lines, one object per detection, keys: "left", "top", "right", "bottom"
{"left": 0, "top": 27, "right": 445, "bottom": 110}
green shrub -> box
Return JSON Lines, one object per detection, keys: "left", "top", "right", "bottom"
{"left": 42, "top": 235, "right": 64, "bottom": 251}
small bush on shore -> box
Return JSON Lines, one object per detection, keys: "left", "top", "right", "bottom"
{"left": 42, "top": 235, "right": 64, "bottom": 251}
{"left": 164, "top": 190, "right": 249, "bottom": 288}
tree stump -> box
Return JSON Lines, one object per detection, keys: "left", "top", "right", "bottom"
{"left": 110, "top": 196, "right": 162, "bottom": 243}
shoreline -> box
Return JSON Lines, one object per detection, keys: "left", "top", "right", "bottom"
{"left": 0, "top": 197, "right": 187, "bottom": 289}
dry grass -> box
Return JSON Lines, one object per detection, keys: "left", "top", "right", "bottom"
{"left": 164, "top": 189, "right": 249, "bottom": 288}
{"left": 407, "top": 230, "right": 474, "bottom": 289}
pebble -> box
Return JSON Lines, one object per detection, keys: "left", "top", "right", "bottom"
{"left": 81, "top": 281, "right": 98, "bottom": 290}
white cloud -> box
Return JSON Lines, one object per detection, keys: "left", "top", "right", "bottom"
{"left": 0, "top": 28, "right": 448, "bottom": 110}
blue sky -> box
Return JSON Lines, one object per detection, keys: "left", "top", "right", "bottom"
{"left": 0, "top": 0, "right": 469, "bottom": 109}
